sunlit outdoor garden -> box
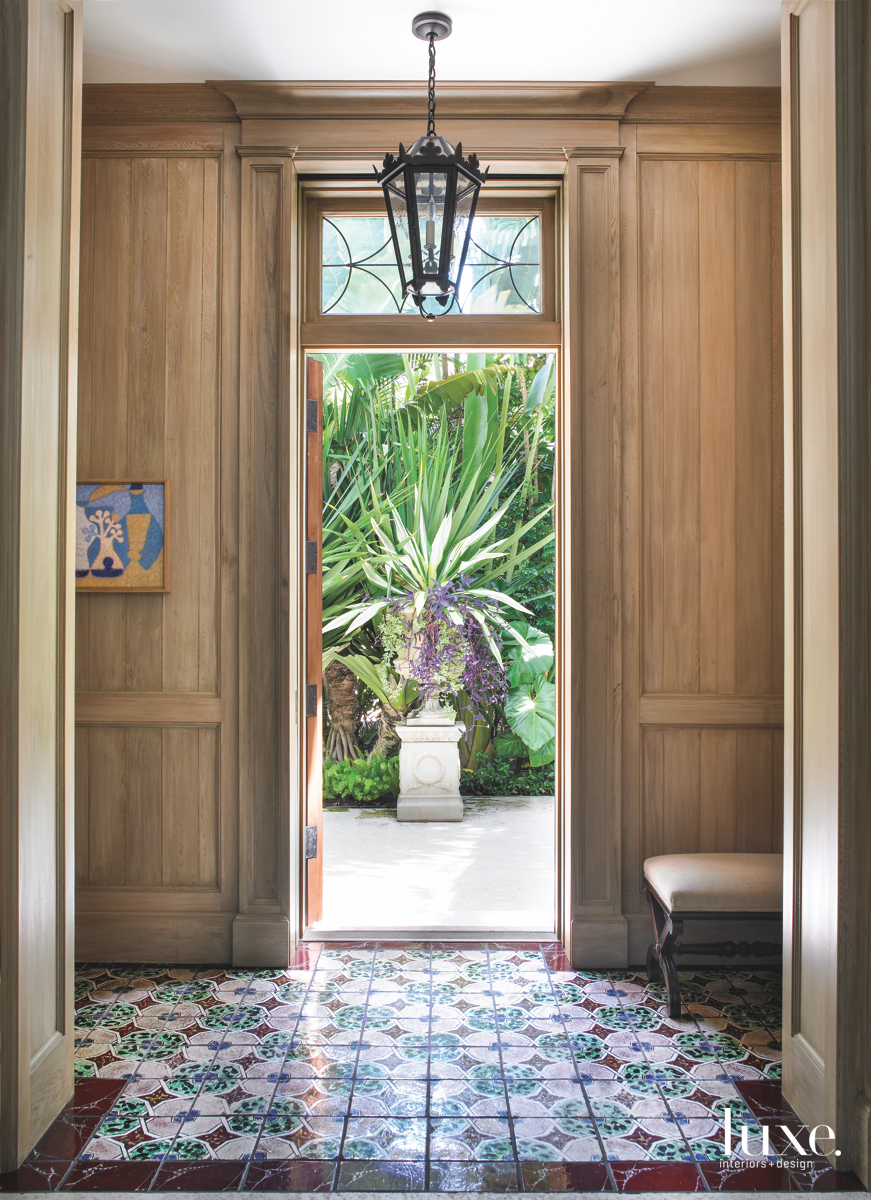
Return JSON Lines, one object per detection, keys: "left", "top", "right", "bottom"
{"left": 318, "top": 349, "right": 557, "bottom": 805}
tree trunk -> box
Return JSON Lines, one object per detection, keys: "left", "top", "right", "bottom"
{"left": 371, "top": 700, "right": 401, "bottom": 759}
{"left": 323, "top": 659, "right": 362, "bottom": 762}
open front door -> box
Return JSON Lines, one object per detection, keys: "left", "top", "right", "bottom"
{"left": 0, "top": 0, "right": 82, "bottom": 1168}
{"left": 304, "top": 357, "right": 323, "bottom": 925}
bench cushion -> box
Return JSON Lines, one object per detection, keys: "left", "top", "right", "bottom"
{"left": 644, "top": 853, "right": 783, "bottom": 913}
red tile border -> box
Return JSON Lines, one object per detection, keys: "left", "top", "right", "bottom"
{"left": 426, "top": 1160, "right": 521, "bottom": 1191}
{"left": 60, "top": 1161, "right": 158, "bottom": 1191}
{"left": 0, "top": 1160, "right": 70, "bottom": 1192}
{"left": 521, "top": 1161, "right": 613, "bottom": 1191}
{"left": 151, "top": 1160, "right": 247, "bottom": 1190}
{"left": 63, "top": 1080, "right": 126, "bottom": 1118}
{"left": 336, "top": 1159, "right": 427, "bottom": 1190}
{"left": 788, "top": 1165, "right": 867, "bottom": 1191}
{"left": 289, "top": 943, "right": 323, "bottom": 970}
{"left": 610, "top": 1160, "right": 706, "bottom": 1191}
{"left": 542, "top": 946, "right": 573, "bottom": 972}
{"left": 28, "top": 1118, "right": 99, "bottom": 1162}
{"left": 701, "top": 1161, "right": 800, "bottom": 1191}
{"left": 244, "top": 1159, "right": 336, "bottom": 1191}
{"left": 736, "top": 1081, "right": 798, "bottom": 1121}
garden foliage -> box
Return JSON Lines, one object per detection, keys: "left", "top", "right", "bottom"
{"left": 316, "top": 351, "right": 556, "bottom": 799}
{"left": 323, "top": 754, "right": 400, "bottom": 804}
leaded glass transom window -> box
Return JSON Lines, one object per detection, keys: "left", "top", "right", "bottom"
{"left": 322, "top": 214, "right": 541, "bottom": 316}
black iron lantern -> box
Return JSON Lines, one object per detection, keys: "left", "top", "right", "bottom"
{"left": 376, "top": 12, "right": 487, "bottom": 319}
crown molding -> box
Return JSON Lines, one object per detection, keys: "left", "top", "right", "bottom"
{"left": 624, "top": 85, "right": 781, "bottom": 124}
{"left": 81, "top": 81, "right": 781, "bottom": 129}
{"left": 83, "top": 83, "right": 238, "bottom": 124}
{"left": 209, "top": 80, "right": 652, "bottom": 122}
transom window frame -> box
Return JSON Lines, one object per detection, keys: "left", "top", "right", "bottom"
{"left": 300, "top": 184, "right": 560, "bottom": 351}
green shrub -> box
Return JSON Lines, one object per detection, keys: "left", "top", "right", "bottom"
{"left": 323, "top": 754, "right": 400, "bottom": 804}
{"left": 460, "top": 755, "right": 555, "bottom": 797}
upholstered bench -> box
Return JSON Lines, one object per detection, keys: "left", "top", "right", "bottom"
{"left": 644, "top": 852, "right": 783, "bottom": 1018}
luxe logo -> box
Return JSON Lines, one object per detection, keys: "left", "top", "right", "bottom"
{"left": 724, "top": 1108, "right": 840, "bottom": 1160}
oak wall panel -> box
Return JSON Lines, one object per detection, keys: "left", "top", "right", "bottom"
{"left": 640, "top": 158, "right": 781, "bottom": 702}
{"left": 621, "top": 151, "right": 784, "bottom": 925}
{"left": 76, "top": 155, "right": 220, "bottom": 697}
{"left": 75, "top": 143, "right": 235, "bottom": 960}
{"left": 642, "top": 727, "right": 783, "bottom": 866}
{"left": 75, "top": 725, "right": 220, "bottom": 890}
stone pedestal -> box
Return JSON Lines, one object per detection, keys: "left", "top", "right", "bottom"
{"left": 395, "top": 711, "right": 465, "bottom": 822}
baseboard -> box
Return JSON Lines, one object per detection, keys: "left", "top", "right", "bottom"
{"left": 232, "top": 914, "right": 290, "bottom": 968}
{"left": 785, "top": 1032, "right": 827, "bottom": 1134}
{"left": 855, "top": 1091, "right": 871, "bottom": 1188}
{"left": 571, "top": 916, "right": 629, "bottom": 968}
{"left": 75, "top": 912, "right": 233, "bottom": 963}
{"left": 627, "top": 912, "right": 782, "bottom": 967}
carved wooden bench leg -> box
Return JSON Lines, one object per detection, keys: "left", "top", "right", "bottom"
{"left": 646, "top": 889, "right": 684, "bottom": 1019}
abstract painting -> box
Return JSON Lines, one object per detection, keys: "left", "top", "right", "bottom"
{"left": 75, "top": 481, "right": 170, "bottom": 592}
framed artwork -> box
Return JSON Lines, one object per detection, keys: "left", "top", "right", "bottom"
{"left": 75, "top": 480, "right": 170, "bottom": 592}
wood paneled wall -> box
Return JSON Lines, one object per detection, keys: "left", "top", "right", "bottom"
{"left": 75, "top": 83, "right": 782, "bottom": 971}
{"left": 619, "top": 133, "right": 784, "bottom": 960}
{"left": 74, "top": 133, "right": 243, "bottom": 961}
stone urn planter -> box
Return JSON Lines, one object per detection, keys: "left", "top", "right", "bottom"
{"left": 395, "top": 697, "right": 465, "bottom": 822}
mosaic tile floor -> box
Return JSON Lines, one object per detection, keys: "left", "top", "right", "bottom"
{"left": 0, "top": 942, "right": 864, "bottom": 1192}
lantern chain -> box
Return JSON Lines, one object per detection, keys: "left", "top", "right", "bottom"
{"left": 427, "top": 32, "right": 437, "bottom": 137}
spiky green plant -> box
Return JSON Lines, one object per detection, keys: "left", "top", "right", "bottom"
{"left": 322, "top": 401, "right": 553, "bottom": 662}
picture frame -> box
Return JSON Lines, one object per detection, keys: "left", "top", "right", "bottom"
{"left": 75, "top": 480, "right": 171, "bottom": 593}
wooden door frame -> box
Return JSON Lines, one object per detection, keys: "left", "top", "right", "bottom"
{"left": 296, "top": 177, "right": 573, "bottom": 945}
{"left": 781, "top": 0, "right": 871, "bottom": 1178}
{"left": 224, "top": 82, "right": 629, "bottom": 966}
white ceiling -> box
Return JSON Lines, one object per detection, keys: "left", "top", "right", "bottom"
{"left": 83, "top": 0, "right": 781, "bottom": 87}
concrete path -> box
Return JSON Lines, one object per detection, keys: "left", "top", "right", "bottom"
{"left": 316, "top": 795, "right": 555, "bottom": 932}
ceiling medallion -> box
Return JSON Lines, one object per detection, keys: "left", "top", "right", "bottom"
{"left": 375, "top": 12, "right": 488, "bottom": 320}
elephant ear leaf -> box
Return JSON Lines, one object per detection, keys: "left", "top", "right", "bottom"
{"left": 504, "top": 677, "right": 556, "bottom": 751}
{"left": 493, "top": 733, "right": 526, "bottom": 758}
{"left": 528, "top": 737, "right": 555, "bottom": 767}
{"left": 504, "top": 622, "right": 554, "bottom": 687}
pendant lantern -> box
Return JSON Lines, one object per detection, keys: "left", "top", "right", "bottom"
{"left": 376, "top": 12, "right": 488, "bottom": 319}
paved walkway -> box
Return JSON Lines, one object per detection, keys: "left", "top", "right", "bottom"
{"left": 318, "top": 796, "right": 555, "bottom": 931}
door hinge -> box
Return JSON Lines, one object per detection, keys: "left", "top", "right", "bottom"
{"left": 306, "top": 540, "right": 317, "bottom": 574}
{"left": 306, "top": 683, "right": 317, "bottom": 717}
{"left": 306, "top": 398, "right": 319, "bottom": 433}
{"left": 305, "top": 825, "right": 318, "bottom": 859}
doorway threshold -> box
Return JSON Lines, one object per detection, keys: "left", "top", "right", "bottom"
{"left": 305, "top": 928, "right": 556, "bottom": 941}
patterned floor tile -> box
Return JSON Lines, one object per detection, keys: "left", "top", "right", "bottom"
{"left": 512, "top": 1118, "right": 604, "bottom": 1163}
{"left": 429, "top": 1116, "right": 512, "bottom": 1161}
{"left": 342, "top": 1116, "right": 428, "bottom": 1160}
{"left": 15, "top": 950, "right": 796, "bottom": 1190}
{"left": 428, "top": 1079, "right": 508, "bottom": 1116}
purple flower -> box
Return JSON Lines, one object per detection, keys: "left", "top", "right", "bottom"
{"left": 381, "top": 579, "right": 508, "bottom": 718}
